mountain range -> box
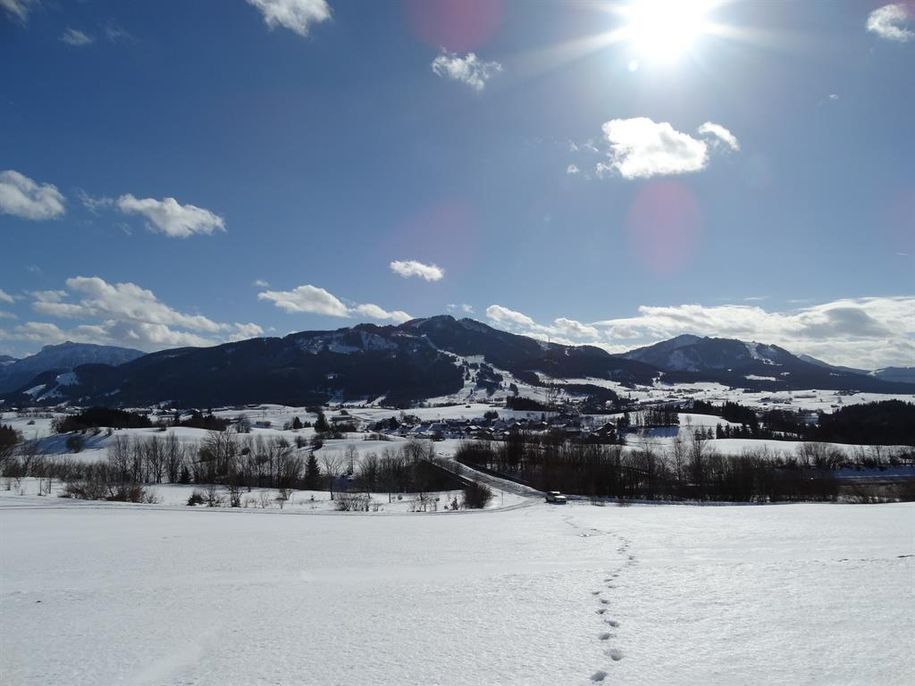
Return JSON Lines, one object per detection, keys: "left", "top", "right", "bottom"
{"left": 1, "top": 317, "right": 912, "bottom": 408}
{"left": 0, "top": 342, "right": 144, "bottom": 395}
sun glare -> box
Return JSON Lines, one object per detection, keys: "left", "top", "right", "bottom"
{"left": 621, "top": 0, "right": 713, "bottom": 63}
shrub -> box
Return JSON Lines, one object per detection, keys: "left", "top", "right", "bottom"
{"left": 462, "top": 481, "right": 493, "bottom": 509}
{"left": 187, "top": 490, "right": 206, "bottom": 506}
{"left": 335, "top": 492, "right": 372, "bottom": 511}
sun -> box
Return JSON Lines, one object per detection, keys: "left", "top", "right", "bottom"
{"left": 620, "top": 0, "right": 714, "bottom": 63}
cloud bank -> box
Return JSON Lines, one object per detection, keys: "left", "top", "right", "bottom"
{"left": 486, "top": 297, "right": 915, "bottom": 369}
{"left": 0, "top": 276, "right": 262, "bottom": 351}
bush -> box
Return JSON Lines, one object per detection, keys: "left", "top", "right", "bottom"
{"left": 462, "top": 481, "right": 493, "bottom": 509}
{"left": 63, "top": 471, "right": 156, "bottom": 503}
{"left": 335, "top": 492, "right": 372, "bottom": 511}
{"left": 187, "top": 490, "right": 206, "bottom": 506}
{"left": 65, "top": 435, "right": 85, "bottom": 453}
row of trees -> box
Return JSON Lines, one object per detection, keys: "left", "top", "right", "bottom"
{"left": 455, "top": 431, "right": 869, "bottom": 502}
{"left": 1, "top": 428, "right": 474, "bottom": 505}
{"left": 692, "top": 399, "right": 915, "bottom": 446}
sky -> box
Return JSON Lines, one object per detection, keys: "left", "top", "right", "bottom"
{"left": 1, "top": 0, "right": 913, "bottom": 369}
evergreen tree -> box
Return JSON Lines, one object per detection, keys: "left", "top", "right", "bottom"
{"left": 314, "top": 411, "right": 330, "bottom": 434}
{"left": 305, "top": 452, "right": 321, "bottom": 490}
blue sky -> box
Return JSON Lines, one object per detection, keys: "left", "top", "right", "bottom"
{"left": 1, "top": 0, "right": 913, "bottom": 367}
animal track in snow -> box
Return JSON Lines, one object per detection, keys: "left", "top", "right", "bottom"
{"left": 596, "top": 608, "right": 607, "bottom": 615}
{"left": 591, "top": 670, "right": 608, "bottom": 682}
{"left": 599, "top": 632, "right": 611, "bottom": 641}
{"left": 606, "top": 648, "right": 624, "bottom": 661}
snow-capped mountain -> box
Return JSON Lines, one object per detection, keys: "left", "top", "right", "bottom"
{"left": 620, "top": 334, "right": 912, "bottom": 391}
{"left": 0, "top": 342, "right": 144, "bottom": 394}
{"left": 3, "top": 320, "right": 912, "bottom": 408}
{"left": 623, "top": 335, "right": 798, "bottom": 372}
{"left": 1, "top": 317, "right": 657, "bottom": 407}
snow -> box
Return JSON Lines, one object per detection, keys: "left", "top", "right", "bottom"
{"left": 54, "top": 371, "right": 79, "bottom": 386}
{"left": 0, "top": 498, "right": 911, "bottom": 685}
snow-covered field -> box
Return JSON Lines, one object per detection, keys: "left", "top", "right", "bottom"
{"left": 1, "top": 497, "right": 912, "bottom": 685}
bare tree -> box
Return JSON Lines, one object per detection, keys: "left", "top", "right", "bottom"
{"left": 320, "top": 452, "right": 344, "bottom": 500}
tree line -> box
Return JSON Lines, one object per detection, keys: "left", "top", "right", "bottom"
{"left": 453, "top": 429, "right": 909, "bottom": 503}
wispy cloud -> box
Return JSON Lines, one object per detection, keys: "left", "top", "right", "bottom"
{"left": 867, "top": 3, "right": 913, "bottom": 42}
{"left": 60, "top": 28, "right": 94, "bottom": 46}
{"left": 0, "top": 289, "right": 15, "bottom": 305}
{"left": 390, "top": 259, "right": 444, "bottom": 282}
{"left": 431, "top": 50, "right": 502, "bottom": 91}
{"left": 245, "top": 0, "right": 331, "bottom": 37}
{"left": 258, "top": 284, "right": 411, "bottom": 323}
{"left": 697, "top": 121, "right": 740, "bottom": 151}
{"left": 0, "top": 0, "right": 38, "bottom": 22}
{"left": 0, "top": 170, "right": 66, "bottom": 220}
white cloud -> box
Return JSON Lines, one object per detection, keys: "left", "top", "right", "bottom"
{"left": 0, "top": 0, "right": 37, "bottom": 21}
{"left": 482, "top": 297, "right": 915, "bottom": 369}
{"left": 352, "top": 304, "right": 412, "bottom": 324}
{"left": 252, "top": 279, "right": 270, "bottom": 288}
{"left": 697, "top": 121, "right": 740, "bottom": 151}
{"left": 116, "top": 194, "right": 225, "bottom": 238}
{"left": 60, "top": 28, "right": 94, "bottom": 46}
{"left": 0, "top": 170, "right": 66, "bottom": 220}
{"left": 597, "top": 118, "right": 710, "bottom": 179}
{"left": 591, "top": 297, "right": 915, "bottom": 369}
{"left": 486, "top": 304, "right": 537, "bottom": 329}
{"left": 0, "top": 289, "right": 14, "bottom": 304}
{"left": 2, "top": 276, "right": 263, "bottom": 351}
{"left": 431, "top": 50, "right": 502, "bottom": 91}
{"left": 867, "top": 4, "right": 913, "bottom": 42}
{"left": 259, "top": 283, "right": 411, "bottom": 323}
{"left": 566, "top": 164, "right": 580, "bottom": 175}
{"left": 258, "top": 284, "right": 349, "bottom": 317}
{"left": 246, "top": 0, "right": 331, "bottom": 37}
{"left": 486, "top": 305, "right": 600, "bottom": 343}
{"left": 390, "top": 259, "right": 445, "bottom": 282}
{"left": 553, "top": 317, "right": 600, "bottom": 339}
